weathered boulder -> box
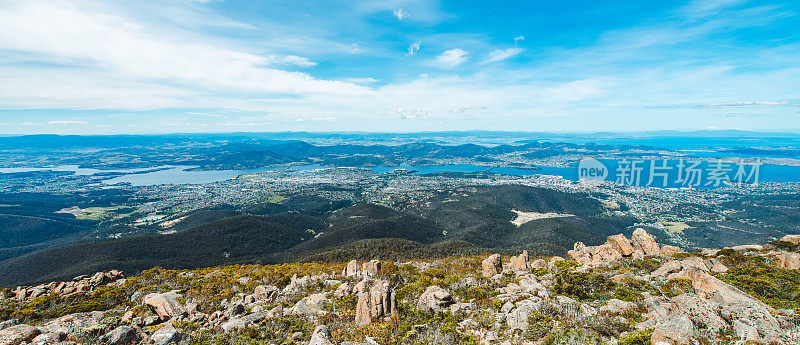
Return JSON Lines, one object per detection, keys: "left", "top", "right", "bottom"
{"left": 105, "top": 326, "right": 137, "bottom": 345}
{"left": 334, "top": 282, "right": 351, "bottom": 297}
{"left": 631, "top": 228, "right": 660, "bottom": 256}
{"left": 151, "top": 324, "right": 183, "bottom": 345}
{"left": 670, "top": 293, "right": 727, "bottom": 333}
{"left": 590, "top": 243, "right": 622, "bottom": 265}
{"left": 507, "top": 299, "right": 538, "bottom": 331}
{"left": 780, "top": 234, "right": 800, "bottom": 244}
{"left": 309, "top": 325, "right": 335, "bottom": 345}
{"left": 0, "top": 324, "right": 40, "bottom": 345}
{"left": 567, "top": 242, "right": 592, "bottom": 266}
{"left": 660, "top": 245, "right": 683, "bottom": 256}
{"left": 672, "top": 268, "right": 784, "bottom": 343}
{"left": 289, "top": 293, "right": 330, "bottom": 315}
{"left": 144, "top": 292, "right": 187, "bottom": 320}
{"left": 651, "top": 312, "right": 694, "bottom": 344}
{"left": 355, "top": 293, "right": 372, "bottom": 326}
{"left": 353, "top": 279, "right": 395, "bottom": 326}
{"left": 773, "top": 252, "right": 800, "bottom": 270}
{"left": 37, "top": 311, "right": 104, "bottom": 337}
{"left": 607, "top": 234, "right": 634, "bottom": 256}
{"left": 221, "top": 311, "right": 269, "bottom": 332}
{"left": 343, "top": 260, "right": 360, "bottom": 277}
{"left": 507, "top": 251, "right": 529, "bottom": 271}
{"left": 253, "top": 285, "right": 280, "bottom": 301}
{"left": 481, "top": 254, "right": 502, "bottom": 277}
{"left": 417, "top": 286, "right": 454, "bottom": 311}
{"left": 599, "top": 299, "right": 636, "bottom": 314}
{"left": 362, "top": 260, "right": 381, "bottom": 277}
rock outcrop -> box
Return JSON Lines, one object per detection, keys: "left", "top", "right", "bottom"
{"left": 8, "top": 270, "right": 125, "bottom": 302}
{"left": 568, "top": 228, "right": 680, "bottom": 266}
{"left": 481, "top": 254, "right": 502, "bottom": 277}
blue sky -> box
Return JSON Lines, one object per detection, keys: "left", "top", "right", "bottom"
{"left": 0, "top": 0, "right": 799, "bottom": 134}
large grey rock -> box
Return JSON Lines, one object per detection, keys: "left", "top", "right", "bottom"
{"left": 343, "top": 260, "right": 360, "bottom": 277}
{"left": 651, "top": 312, "right": 694, "bottom": 344}
{"left": 607, "top": 234, "right": 634, "bottom": 256}
{"left": 362, "top": 260, "right": 381, "bottom": 277}
{"left": 150, "top": 324, "right": 183, "bottom": 345}
{"left": 567, "top": 242, "right": 592, "bottom": 266}
{"left": 632, "top": 228, "right": 660, "bottom": 256}
{"left": 506, "top": 299, "right": 538, "bottom": 331}
{"left": 355, "top": 293, "right": 372, "bottom": 327}
{"left": 670, "top": 293, "right": 727, "bottom": 333}
{"left": 221, "top": 311, "right": 269, "bottom": 332}
{"left": 0, "top": 324, "right": 40, "bottom": 345}
{"left": 599, "top": 299, "right": 636, "bottom": 314}
{"left": 143, "top": 292, "right": 187, "bottom": 320}
{"left": 253, "top": 285, "right": 279, "bottom": 301}
{"left": 416, "top": 286, "right": 454, "bottom": 311}
{"left": 105, "top": 326, "right": 137, "bottom": 345}
{"left": 481, "top": 254, "right": 502, "bottom": 277}
{"left": 780, "top": 234, "right": 800, "bottom": 244}
{"left": 309, "top": 325, "right": 334, "bottom": 345}
{"left": 289, "top": 293, "right": 330, "bottom": 315}
{"left": 507, "top": 251, "right": 529, "bottom": 271}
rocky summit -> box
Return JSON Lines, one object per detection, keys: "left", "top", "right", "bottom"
{"left": 0, "top": 232, "right": 799, "bottom": 345}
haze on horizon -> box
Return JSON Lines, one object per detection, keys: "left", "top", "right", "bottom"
{"left": 1, "top": 0, "right": 799, "bottom": 135}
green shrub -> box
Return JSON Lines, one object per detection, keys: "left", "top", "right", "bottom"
{"left": 617, "top": 328, "right": 653, "bottom": 345}
{"left": 552, "top": 266, "right": 613, "bottom": 301}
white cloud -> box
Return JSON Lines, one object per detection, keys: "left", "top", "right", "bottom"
{"left": 514, "top": 35, "right": 525, "bottom": 44}
{"left": 340, "top": 78, "right": 378, "bottom": 84}
{"left": 49, "top": 120, "right": 88, "bottom": 125}
{"left": 0, "top": 1, "right": 371, "bottom": 111}
{"left": 407, "top": 41, "right": 421, "bottom": 55}
{"left": 266, "top": 55, "right": 318, "bottom": 67}
{"left": 541, "top": 79, "right": 604, "bottom": 102}
{"left": 486, "top": 48, "right": 523, "bottom": 63}
{"left": 392, "top": 8, "right": 409, "bottom": 21}
{"left": 435, "top": 49, "right": 469, "bottom": 68}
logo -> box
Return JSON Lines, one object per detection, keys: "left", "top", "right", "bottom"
{"left": 578, "top": 158, "right": 608, "bottom": 181}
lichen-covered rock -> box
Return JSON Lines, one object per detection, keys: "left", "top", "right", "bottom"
{"left": 651, "top": 312, "right": 694, "bottom": 344}
{"left": 481, "top": 254, "right": 502, "bottom": 277}
{"left": 253, "top": 285, "right": 279, "bottom": 301}
{"left": 507, "top": 250, "right": 529, "bottom": 271}
{"left": 606, "top": 234, "right": 634, "bottom": 256}
{"left": 289, "top": 293, "right": 330, "bottom": 316}
{"left": 343, "top": 260, "right": 359, "bottom": 277}
{"left": 567, "top": 242, "right": 593, "bottom": 266}
{"left": 151, "top": 324, "right": 183, "bottom": 345}
{"left": 631, "top": 228, "right": 660, "bottom": 256}
{"left": 143, "top": 291, "right": 187, "bottom": 320}
{"left": 104, "top": 325, "right": 137, "bottom": 345}
{"left": 309, "top": 325, "right": 334, "bottom": 345}
{"left": 0, "top": 324, "right": 40, "bottom": 345}
{"left": 416, "top": 285, "right": 454, "bottom": 311}
{"left": 780, "top": 234, "right": 800, "bottom": 244}
{"left": 362, "top": 260, "right": 381, "bottom": 277}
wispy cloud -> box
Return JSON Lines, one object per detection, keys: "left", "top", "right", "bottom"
{"left": 486, "top": 48, "right": 523, "bottom": 63}
{"left": 407, "top": 41, "right": 421, "bottom": 55}
{"left": 435, "top": 49, "right": 469, "bottom": 68}
{"left": 0, "top": 0, "right": 371, "bottom": 111}
{"left": 49, "top": 120, "right": 88, "bottom": 125}
{"left": 392, "top": 8, "right": 409, "bottom": 21}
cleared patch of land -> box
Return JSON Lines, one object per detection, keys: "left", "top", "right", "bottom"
{"left": 661, "top": 221, "right": 694, "bottom": 233}
{"left": 510, "top": 209, "right": 573, "bottom": 226}
{"left": 56, "top": 206, "right": 125, "bottom": 220}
